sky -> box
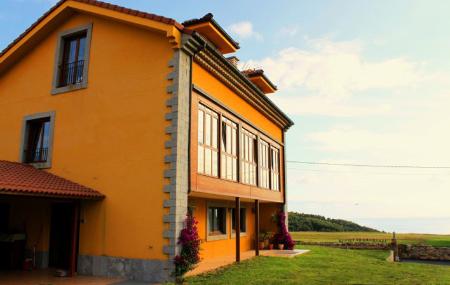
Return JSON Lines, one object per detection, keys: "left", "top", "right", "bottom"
{"left": 1, "top": 0, "right": 450, "bottom": 234}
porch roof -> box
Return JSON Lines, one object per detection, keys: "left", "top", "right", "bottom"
{"left": 0, "top": 160, "right": 104, "bottom": 200}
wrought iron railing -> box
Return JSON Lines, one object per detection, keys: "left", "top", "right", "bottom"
{"left": 58, "top": 60, "right": 84, "bottom": 87}
{"left": 24, "top": 147, "right": 48, "bottom": 163}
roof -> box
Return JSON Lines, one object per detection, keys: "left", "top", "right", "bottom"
{"left": 0, "top": 160, "right": 104, "bottom": 199}
{"left": 242, "top": 69, "right": 278, "bottom": 93}
{"left": 183, "top": 13, "right": 240, "bottom": 52}
{"left": 0, "top": 0, "right": 183, "bottom": 57}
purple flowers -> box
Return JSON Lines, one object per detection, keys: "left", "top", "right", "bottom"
{"left": 174, "top": 213, "right": 201, "bottom": 279}
{"left": 273, "top": 211, "right": 295, "bottom": 250}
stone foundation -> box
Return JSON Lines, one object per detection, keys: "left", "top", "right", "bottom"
{"left": 77, "top": 255, "right": 171, "bottom": 283}
{"left": 398, "top": 245, "right": 450, "bottom": 261}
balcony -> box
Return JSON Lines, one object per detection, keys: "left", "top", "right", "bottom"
{"left": 58, "top": 60, "right": 84, "bottom": 87}
{"left": 24, "top": 147, "right": 48, "bottom": 163}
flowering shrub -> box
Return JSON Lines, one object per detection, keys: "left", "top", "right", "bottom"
{"left": 173, "top": 213, "right": 201, "bottom": 280}
{"left": 272, "top": 211, "right": 295, "bottom": 250}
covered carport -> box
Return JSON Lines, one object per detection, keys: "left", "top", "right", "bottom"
{"left": 0, "top": 160, "right": 104, "bottom": 278}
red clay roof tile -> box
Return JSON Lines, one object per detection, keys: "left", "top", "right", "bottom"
{"left": 0, "top": 160, "right": 104, "bottom": 199}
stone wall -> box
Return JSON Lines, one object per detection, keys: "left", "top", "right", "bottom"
{"left": 398, "top": 245, "right": 450, "bottom": 261}
{"left": 297, "top": 241, "right": 390, "bottom": 250}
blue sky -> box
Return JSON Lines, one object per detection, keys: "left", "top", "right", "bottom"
{"left": 2, "top": 0, "right": 450, "bottom": 234}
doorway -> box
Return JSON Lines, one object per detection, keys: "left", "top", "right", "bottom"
{"left": 48, "top": 203, "right": 77, "bottom": 271}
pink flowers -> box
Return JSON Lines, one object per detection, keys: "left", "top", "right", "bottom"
{"left": 174, "top": 213, "right": 201, "bottom": 278}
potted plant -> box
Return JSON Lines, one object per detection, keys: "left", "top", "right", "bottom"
{"left": 268, "top": 243, "right": 274, "bottom": 250}
{"left": 264, "top": 233, "right": 271, "bottom": 249}
{"left": 258, "top": 232, "right": 266, "bottom": 250}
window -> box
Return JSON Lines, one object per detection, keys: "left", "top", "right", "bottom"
{"left": 20, "top": 112, "right": 55, "bottom": 169}
{"left": 52, "top": 24, "right": 92, "bottom": 95}
{"left": 208, "top": 207, "right": 227, "bottom": 236}
{"left": 241, "top": 129, "right": 257, "bottom": 185}
{"left": 198, "top": 104, "right": 219, "bottom": 176}
{"left": 270, "top": 147, "right": 280, "bottom": 191}
{"left": 231, "top": 207, "right": 246, "bottom": 233}
{"left": 259, "top": 140, "right": 270, "bottom": 188}
{"left": 58, "top": 32, "right": 87, "bottom": 87}
{"left": 221, "top": 117, "right": 238, "bottom": 181}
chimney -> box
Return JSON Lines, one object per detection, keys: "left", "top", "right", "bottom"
{"left": 227, "top": 56, "right": 239, "bottom": 68}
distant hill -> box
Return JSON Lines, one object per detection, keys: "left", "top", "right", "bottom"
{"left": 288, "top": 212, "right": 379, "bottom": 232}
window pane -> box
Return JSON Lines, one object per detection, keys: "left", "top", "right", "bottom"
{"left": 78, "top": 37, "right": 86, "bottom": 61}
{"left": 231, "top": 128, "right": 236, "bottom": 155}
{"left": 205, "top": 114, "right": 211, "bottom": 145}
{"left": 212, "top": 151, "right": 218, "bottom": 177}
{"left": 221, "top": 122, "right": 226, "bottom": 149}
{"left": 205, "top": 148, "right": 211, "bottom": 175}
{"left": 226, "top": 126, "right": 231, "bottom": 153}
{"left": 198, "top": 145, "right": 204, "bottom": 173}
{"left": 226, "top": 156, "right": 232, "bottom": 179}
{"left": 212, "top": 117, "right": 218, "bottom": 148}
{"left": 221, "top": 154, "right": 226, "bottom": 178}
{"left": 198, "top": 110, "right": 204, "bottom": 144}
{"left": 232, "top": 158, "right": 237, "bottom": 181}
{"left": 209, "top": 207, "right": 226, "bottom": 235}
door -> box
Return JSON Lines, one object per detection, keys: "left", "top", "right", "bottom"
{"left": 49, "top": 203, "right": 75, "bottom": 270}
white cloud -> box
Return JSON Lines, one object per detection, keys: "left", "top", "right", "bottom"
{"left": 227, "top": 21, "right": 263, "bottom": 40}
{"left": 244, "top": 38, "right": 423, "bottom": 96}
{"left": 242, "top": 37, "right": 444, "bottom": 117}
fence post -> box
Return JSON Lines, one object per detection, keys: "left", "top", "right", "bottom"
{"left": 391, "top": 232, "right": 399, "bottom": 262}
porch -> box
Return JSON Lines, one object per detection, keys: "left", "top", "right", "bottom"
{"left": 0, "top": 161, "right": 104, "bottom": 278}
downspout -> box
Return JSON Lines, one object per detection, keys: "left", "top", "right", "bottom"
{"left": 282, "top": 129, "right": 288, "bottom": 227}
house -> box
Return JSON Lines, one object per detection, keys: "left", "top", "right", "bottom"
{"left": 0, "top": 0, "right": 293, "bottom": 282}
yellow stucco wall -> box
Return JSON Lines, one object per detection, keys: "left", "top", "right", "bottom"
{"left": 192, "top": 62, "right": 283, "bottom": 143}
{"left": 0, "top": 12, "right": 173, "bottom": 260}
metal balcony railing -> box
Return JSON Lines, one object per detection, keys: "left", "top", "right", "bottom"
{"left": 58, "top": 60, "right": 84, "bottom": 87}
{"left": 24, "top": 147, "right": 48, "bottom": 163}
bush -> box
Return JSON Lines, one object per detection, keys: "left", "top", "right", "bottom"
{"left": 173, "top": 213, "right": 201, "bottom": 281}
{"left": 273, "top": 211, "right": 295, "bottom": 250}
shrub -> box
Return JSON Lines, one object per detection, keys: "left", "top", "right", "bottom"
{"left": 272, "top": 211, "right": 295, "bottom": 250}
{"left": 173, "top": 213, "right": 201, "bottom": 281}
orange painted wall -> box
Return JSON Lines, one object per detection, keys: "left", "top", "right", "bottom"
{"left": 0, "top": 12, "right": 173, "bottom": 260}
{"left": 189, "top": 197, "right": 256, "bottom": 259}
{"left": 192, "top": 62, "right": 283, "bottom": 143}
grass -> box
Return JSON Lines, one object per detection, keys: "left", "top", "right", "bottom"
{"left": 291, "top": 231, "right": 450, "bottom": 247}
{"left": 186, "top": 246, "right": 450, "bottom": 285}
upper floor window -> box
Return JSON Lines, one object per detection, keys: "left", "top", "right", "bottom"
{"left": 52, "top": 24, "right": 92, "bottom": 95}
{"left": 221, "top": 117, "right": 238, "bottom": 181}
{"left": 270, "top": 147, "right": 280, "bottom": 191}
{"left": 20, "top": 112, "right": 56, "bottom": 169}
{"left": 259, "top": 140, "right": 270, "bottom": 189}
{"left": 198, "top": 104, "right": 219, "bottom": 177}
{"left": 58, "top": 32, "right": 87, "bottom": 87}
{"left": 241, "top": 129, "right": 257, "bottom": 185}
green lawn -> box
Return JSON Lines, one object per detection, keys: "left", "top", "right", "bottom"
{"left": 186, "top": 246, "right": 450, "bottom": 285}
{"left": 291, "top": 231, "right": 450, "bottom": 247}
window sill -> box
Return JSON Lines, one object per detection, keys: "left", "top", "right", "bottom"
{"left": 231, "top": 232, "right": 247, "bottom": 238}
{"left": 26, "top": 161, "right": 51, "bottom": 169}
{"left": 51, "top": 82, "right": 87, "bottom": 95}
{"left": 206, "top": 233, "right": 228, "bottom": 241}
